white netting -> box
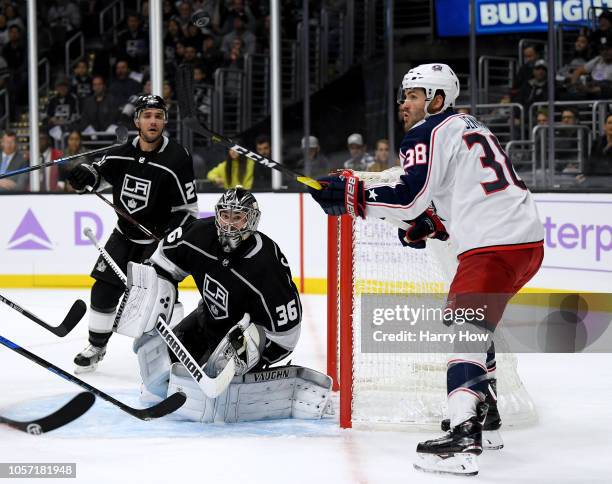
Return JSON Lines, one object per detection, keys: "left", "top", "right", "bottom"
{"left": 339, "top": 217, "right": 537, "bottom": 429}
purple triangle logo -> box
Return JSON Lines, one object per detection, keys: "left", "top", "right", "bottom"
{"left": 8, "top": 209, "right": 52, "bottom": 250}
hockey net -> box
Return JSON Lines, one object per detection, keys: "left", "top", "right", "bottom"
{"left": 327, "top": 214, "right": 538, "bottom": 429}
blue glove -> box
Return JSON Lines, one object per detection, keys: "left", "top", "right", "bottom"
{"left": 398, "top": 209, "right": 449, "bottom": 249}
{"left": 308, "top": 171, "right": 366, "bottom": 218}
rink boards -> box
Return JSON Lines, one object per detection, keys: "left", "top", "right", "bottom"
{"left": 0, "top": 192, "right": 610, "bottom": 293}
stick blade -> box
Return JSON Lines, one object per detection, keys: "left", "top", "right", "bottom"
{"left": 0, "top": 392, "right": 95, "bottom": 434}
{"left": 56, "top": 300, "right": 87, "bottom": 337}
{"left": 132, "top": 391, "right": 187, "bottom": 420}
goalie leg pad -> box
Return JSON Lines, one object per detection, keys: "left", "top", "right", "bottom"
{"left": 167, "top": 364, "right": 333, "bottom": 423}
{"left": 115, "top": 262, "right": 176, "bottom": 338}
{"left": 134, "top": 332, "right": 172, "bottom": 399}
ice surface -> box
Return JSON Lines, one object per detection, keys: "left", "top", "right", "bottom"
{"left": 0, "top": 289, "right": 610, "bottom": 483}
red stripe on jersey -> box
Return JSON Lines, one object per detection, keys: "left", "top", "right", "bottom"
{"left": 458, "top": 240, "right": 544, "bottom": 260}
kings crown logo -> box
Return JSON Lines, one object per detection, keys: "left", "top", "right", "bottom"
{"left": 121, "top": 175, "right": 151, "bottom": 214}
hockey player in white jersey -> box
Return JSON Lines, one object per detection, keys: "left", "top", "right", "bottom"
{"left": 309, "top": 63, "right": 544, "bottom": 476}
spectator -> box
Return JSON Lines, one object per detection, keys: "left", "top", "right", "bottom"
{"left": 343, "top": 133, "right": 374, "bottom": 171}
{"left": 255, "top": 134, "right": 271, "bottom": 158}
{"left": 193, "top": 66, "right": 212, "bottom": 115}
{"left": 558, "top": 33, "right": 591, "bottom": 82}
{"left": 2, "top": 25, "right": 24, "bottom": 71}
{"left": 57, "top": 130, "right": 85, "bottom": 191}
{"left": 79, "top": 75, "right": 120, "bottom": 132}
{"left": 70, "top": 59, "right": 92, "bottom": 100}
{"left": 107, "top": 60, "right": 142, "bottom": 107}
{"left": 207, "top": 147, "right": 254, "bottom": 189}
{"left": 181, "top": 43, "right": 200, "bottom": 65}
{"left": 585, "top": 112, "right": 612, "bottom": 175}
{"left": 368, "top": 139, "right": 394, "bottom": 172}
{"left": 589, "top": 10, "right": 612, "bottom": 53}
{"left": 184, "top": 23, "right": 205, "bottom": 50}
{"left": 220, "top": 0, "right": 256, "bottom": 35}
{"left": 515, "top": 59, "right": 551, "bottom": 108}
{"left": 37, "top": 133, "right": 64, "bottom": 192}
{"left": 0, "top": 15, "right": 8, "bottom": 47}
{"left": 513, "top": 43, "right": 541, "bottom": 93}
{"left": 47, "top": 77, "right": 80, "bottom": 132}
{"left": 173, "top": 2, "right": 193, "bottom": 37}
{"left": 163, "top": 0, "right": 177, "bottom": 22}
{"left": 555, "top": 108, "right": 586, "bottom": 166}
{"left": 536, "top": 108, "right": 549, "bottom": 126}
{"left": 200, "top": 33, "right": 223, "bottom": 83}
{"left": 4, "top": 5, "right": 24, "bottom": 32}
{"left": 164, "top": 19, "right": 184, "bottom": 66}
{"left": 570, "top": 34, "right": 612, "bottom": 98}
{"left": 0, "top": 131, "right": 27, "bottom": 192}
{"left": 223, "top": 37, "right": 245, "bottom": 70}
{"left": 117, "top": 12, "right": 148, "bottom": 69}
{"left": 48, "top": 0, "right": 81, "bottom": 43}
{"left": 221, "top": 13, "right": 256, "bottom": 56}
{"left": 301, "top": 135, "right": 330, "bottom": 177}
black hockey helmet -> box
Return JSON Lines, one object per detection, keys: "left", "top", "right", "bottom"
{"left": 133, "top": 94, "right": 168, "bottom": 121}
{"left": 215, "top": 187, "right": 261, "bottom": 252}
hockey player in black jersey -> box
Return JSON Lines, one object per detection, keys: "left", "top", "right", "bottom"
{"left": 112, "top": 189, "right": 329, "bottom": 423}
{"left": 67, "top": 95, "right": 198, "bottom": 373}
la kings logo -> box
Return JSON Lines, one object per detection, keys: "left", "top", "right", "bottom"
{"left": 121, "top": 175, "right": 151, "bottom": 214}
{"left": 203, "top": 274, "right": 229, "bottom": 319}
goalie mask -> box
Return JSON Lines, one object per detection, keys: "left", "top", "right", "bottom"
{"left": 397, "top": 63, "right": 460, "bottom": 117}
{"left": 215, "top": 187, "right": 261, "bottom": 252}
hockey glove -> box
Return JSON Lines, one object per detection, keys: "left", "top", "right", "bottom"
{"left": 67, "top": 164, "right": 99, "bottom": 192}
{"left": 308, "top": 170, "right": 366, "bottom": 218}
{"left": 398, "top": 208, "right": 449, "bottom": 248}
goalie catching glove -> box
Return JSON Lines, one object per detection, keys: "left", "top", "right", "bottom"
{"left": 205, "top": 313, "right": 266, "bottom": 378}
{"left": 398, "top": 208, "right": 449, "bottom": 249}
{"left": 308, "top": 170, "right": 366, "bottom": 218}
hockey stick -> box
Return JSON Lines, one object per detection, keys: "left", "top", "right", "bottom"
{"left": 174, "top": 64, "right": 322, "bottom": 190}
{"left": 0, "top": 392, "right": 95, "bottom": 435}
{"left": 84, "top": 227, "right": 237, "bottom": 398}
{"left": 87, "top": 191, "right": 161, "bottom": 242}
{"left": 0, "top": 126, "right": 129, "bottom": 180}
{"left": 0, "top": 294, "right": 86, "bottom": 337}
{"left": 0, "top": 334, "right": 186, "bottom": 420}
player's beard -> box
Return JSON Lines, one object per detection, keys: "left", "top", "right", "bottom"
{"left": 139, "top": 127, "right": 163, "bottom": 144}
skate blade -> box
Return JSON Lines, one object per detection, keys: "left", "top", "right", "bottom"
{"left": 74, "top": 363, "right": 98, "bottom": 374}
{"left": 414, "top": 452, "right": 479, "bottom": 476}
{"left": 483, "top": 430, "right": 504, "bottom": 450}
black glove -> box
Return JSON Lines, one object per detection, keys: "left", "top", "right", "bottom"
{"left": 308, "top": 170, "right": 366, "bottom": 218}
{"left": 67, "top": 164, "right": 98, "bottom": 192}
{"left": 398, "top": 208, "right": 449, "bottom": 248}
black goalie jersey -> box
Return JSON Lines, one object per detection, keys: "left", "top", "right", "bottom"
{"left": 92, "top": 135, "right": 199, "bottom": 241}
{"left": 150, "top": 217, "right": 302, "bottom": 365}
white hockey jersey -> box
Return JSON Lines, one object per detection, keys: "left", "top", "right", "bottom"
{"left": 363, "top": 109, "right": 544, "bottom": 257}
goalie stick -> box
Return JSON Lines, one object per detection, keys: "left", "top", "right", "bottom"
{"left": 0, "top": 334, "right": 186, "bottom": 420}
{"left": 0, "top": 392, "right": 95, "bottom": 435}
{"left": 83, "top": 227, "right": 237, "bottom": 398}
{"left": 0, "top": 126, "right": 129, "bottom": 180}
{"left": 0, "top": 294, "right": 86, "bottom": 337}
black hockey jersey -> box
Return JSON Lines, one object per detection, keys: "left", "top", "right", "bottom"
{"left": 150, "top": 217, "right": 302, "bottom": 365}
{"left": 92, "top": 135, "right": 198, "bottom": 242}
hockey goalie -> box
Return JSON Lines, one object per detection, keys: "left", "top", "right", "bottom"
{"left": 114, "top": 187, "right": 332, "bottom": 423}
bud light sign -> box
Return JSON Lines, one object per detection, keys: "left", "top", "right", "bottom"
{"left": 435, "top": 0, "right": 607, "bottom": 37}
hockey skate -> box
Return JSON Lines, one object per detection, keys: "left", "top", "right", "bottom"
{"left": 441, "top": 378, "right": 503, "bottom": 450}
{"left": 414, "top": 403, "right": 488, "bottom": 476}
{"left": 74, "top": 344, "right": 106, "bottom": 374}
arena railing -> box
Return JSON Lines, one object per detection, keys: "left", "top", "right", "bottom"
{"left": 528, "top": 100, "right": 600, "bottom": 135}
{"left": 38, "top": 58, "right": 50, "bottom": 99}
{"left": 244, "top": 54, "right": 270, "bottom": 128}
{"left": 99, "top": 0, "right": 125, "bottom": 44}
{"left": 456, "top": 102, "right": 524, "bottom": 144}
{"left": 478, "top": 56, "right": 517, "bottom": 103}
{"left": 65, "top": 32, "right": 85, "bottom": 78}
{"left": 213, "top": 68, "right": 245, "bottom": 138}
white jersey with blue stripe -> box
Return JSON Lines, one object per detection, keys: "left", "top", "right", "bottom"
{"left": 363, "top": 108, "right": 544, "bottom": 257}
